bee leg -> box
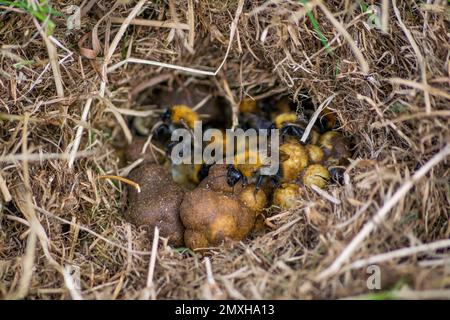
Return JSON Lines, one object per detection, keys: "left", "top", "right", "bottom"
{"left": 317, "top": 118, "right": 328, "bottom": 133}
{"left": 242, "top": 175, "right": 248, "bottom": 188}
{"left": 280, "top": 126, "right": 290, "bottom": 141}
{"left": 267, "top": 122, "right": 276, "bottom": 135}
{"left": 255, "top": 175, "right": 264, "bottom": 191}
{"left": 165, "top": 141, "right": 180, "bottom": 157}
{"left": 226, "top": 165, "right": 235, "bottom": 187}
{"left": 292, "top": 126, "right": 304, "bottom": 141}
{"left": 283, "top": 126, "right": 291, "bottom": 136}
{"left": 254, "top": 175, "right": 264, "bottom": 196}
{"left": 270, "top": 170, "right": 282, "bottom": 188}
{"left": 197, "top": 163, "right": 213, "bottom": 182}
{"left": 330, "top": 167, "right": 345, "bottom": 185}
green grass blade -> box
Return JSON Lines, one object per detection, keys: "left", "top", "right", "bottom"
{"left": 299, "top": 0, "right": 331, "bottom": 53}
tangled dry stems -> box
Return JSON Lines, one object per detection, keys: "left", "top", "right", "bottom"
{"left": 0, "top": 0, "right": 449, "bottom": 299}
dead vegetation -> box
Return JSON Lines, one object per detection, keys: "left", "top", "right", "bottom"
{"left": 0, "top": 0, "right": 449, "bottom": 299}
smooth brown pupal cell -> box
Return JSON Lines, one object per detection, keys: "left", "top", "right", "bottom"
{"left": 180, "top": 188, "right": 256, "bottom": 250}
{"left": 125, "top": 163, "right": 185, "bottom": 246}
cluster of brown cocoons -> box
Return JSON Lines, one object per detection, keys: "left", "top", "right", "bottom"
{"left": 124, "top": 140, "right": 267, "bottom": 250}
{"left": 123, "top": 118, "right": 350, "bottom": 251}
{"left": 181, "top": 164, "right": 267, "bottom": 250}
{"left": 272, "top": 131, "right": 350, "bottom": 210}
{"left": 124, "top": 133, "right": 349, "bottom": 250}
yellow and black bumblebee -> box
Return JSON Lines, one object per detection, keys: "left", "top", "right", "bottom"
{"left": 153, "top": 104, "right": 199, "bottom": 147}
{"left": 237, "top": 98, "right": 276, "bottom": 133}
{"left": 272, "top": 112, "right": 321, "bottom": 144}
{"left": 239, "top": 94, "right": 339, "bottom": 135}
{"left": 225, "top": 139, "right": 310, "bottom": 193}
{"left": 146, "top": 104, "right": 206, "bottom": 172}
{"left": 153, "top": 95, "right": 350, "bottom": 192}
{"left": 225, "top": 149, "right": 269, "bottom": 192}
{"left": 318, "top": 130, "right": 351, "bottom": 185}
{"left": 315, "top": 106, "right": 338, "bottom": 132}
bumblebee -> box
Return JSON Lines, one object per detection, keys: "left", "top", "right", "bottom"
{"left": 154, "top": 104, "right": 199, "bottom": 135}
{"left": 171, "top": 162, "right": 212, "bottom": 189}
{"left": 274, "top": 96, "right": 296, "bottom": 115}
{"left": 237, "top": 98, "right": 275, "bottom": 133}
{"left": 317, "top": 107, "right": 338, "bottom": 132}
{"left": 328, "top": 166, "right": 346, "bottom": 185}
{"left": 274, "top": 112, "right": 320, "bottom": 144}
{"left": 238, "top": 112, "right": 275, "bottom": 133}
{"left": 226, "top": 149, "right": 261, "bottom": 187}
{"left": 226, "top": 139, "right": 311, "bottom": 192}
{"left": 225, "top": 149, "right": 277, "bottom": 193}
{"left": 238, "top": 96, "right": 304, "bottom": 135}
{"left": 162, "top": 104, "right": 199, "bottom": 129}
{"left": 318, "top": 131, "right": 351, "bottom": 166}
{"left": 239, "top": 98, "right": 258, "bottom": 114}
{"left": 239, "top": 96, "right": 285, "bottom": 118}
{"left": 151, "top": 104, "right": 200, "bottom": 154}
{"left": 259, "top": 95, "right": 298, "bottom": 121}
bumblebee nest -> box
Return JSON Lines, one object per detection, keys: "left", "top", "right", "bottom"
{"left": 0, "top": 0, "right": 449, "bottom": 299}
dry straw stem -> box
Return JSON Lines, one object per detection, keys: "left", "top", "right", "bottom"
{"left": 301, "top": 93, "right": 336, "bottom": 144}
{"left": 390, "top": 78, "right": 450, "bottom": 101}
{"left": 63, "top": 265, "right": 83, "bottom": 300}
{"left": 10, "top": 114, "right": 62, "bottom": 299}
{"left": 67, "top": 97, "right": 93, "bottom": 168}
{"left": 34, "top": 205, "right": 152, "bottom": 256}
{"left": 316, "top": 1, "right": 369, "bottom": 74}
{"left": 0, "top": 171, "right": 12, "bottom": 202}
{"left": 311, "top": 185, "right": 341, "bottom": 205}
{"left": 0, "top": 151, "right": 93, "bottom": 163}
{"left": 68, "top": 0, "right": 145, "bottom": 168}
{"left": 357, "top": 94, "right": 415, "bottom": 148}
{"left": 106, "top": 102, "right": 133, "bottom": 144}
{"left": 109, "top": 17, "right": 189, "bottom": 30}
{"left": 140, "top": 227, "right": 159, "bottom": 300}
{"left": 187, "top": 0, "right": 195, "bottom": 49}
{"left": 392, "top": 0, "right": 431, "bottom": 114}
{"left": 202, "top": 257, "right": 225, "bottom": 299}
{"left": 108, "top": 0, "right": 245, "bottom": 77}
{"left": 104, "top": 1, "right": 147, "bottom": 64}
{"left": 33, "top": 19, "right": 64, "bottom": 98}
{"left": 381, "top": 0, "right": 389, "bottom": 33}
{"left": 108, "top": 57, "right": 216, "bottom": 75}
{"left": 345, "top": 238, "right": 450, "bottom": 271}
{"left": 373, "top": 110, "right": 450, "bottom": 128}
{"left": 317, "top": 144, "right": 450, "bottom": 281}
{"left": 98, "top": 175, "right": 141, "bottom": 193}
